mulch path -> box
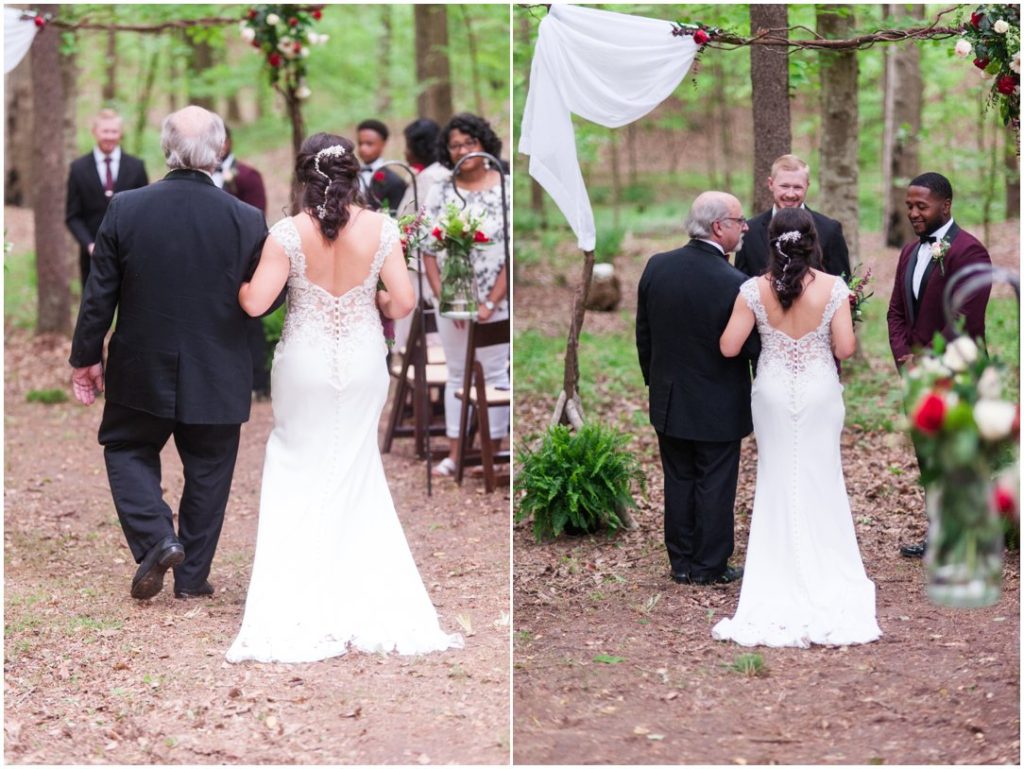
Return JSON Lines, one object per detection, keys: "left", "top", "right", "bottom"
{"left": 3, "top": 328, "right": 510, "bottom": 765}
{"left": 511, "top": 221, "right": 1020, "bottom": 765}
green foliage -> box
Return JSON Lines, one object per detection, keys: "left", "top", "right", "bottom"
{"left": 594, "top": 226, "right": 625, "bottom": 264}
{"left": 729, "top": 652, "right": 766, "bottom": 677}
{"left": 515, "top": 422, "right": 646, "bottom": 541}
{"left": 592, "top": 654, "right": 624, "bottom": 664}
{"left": 26, "top": 389, "right": 68, "bottom": 405}
{"left": 261, "top": 305, "right": 286, "bottom": 365}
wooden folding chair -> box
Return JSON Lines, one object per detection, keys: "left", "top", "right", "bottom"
{"left": 454, "top": 318, "right": 511, "bottom": 492}
{"left": 382, "top": 303, "right": 446, "bottom": 456}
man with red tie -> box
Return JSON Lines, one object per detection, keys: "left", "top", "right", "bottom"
{"left": 65, "top": 109, "right": 149, "bottom": 287}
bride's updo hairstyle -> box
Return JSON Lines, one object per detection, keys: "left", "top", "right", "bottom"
{"left": 767, "top": 207, "right": 822, "bottom": 310}
{"left": 296, "top": 132, "right": 363, "bottom": 242}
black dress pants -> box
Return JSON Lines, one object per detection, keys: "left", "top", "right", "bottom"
{"left": 656, "top": 431, "right": 741, "bottom": 580}
{"left": 98, "top": 401, "right": 241, "bottom": 590}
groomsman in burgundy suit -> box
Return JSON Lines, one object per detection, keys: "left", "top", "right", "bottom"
{"left": 887, "top": 171, "right": 992, "bottom": 558}
{"left": 65, "top": 109, "right": 149, "bottom": 286}
{"left": 214, "top": 127, "right": 271, "bottom": 400}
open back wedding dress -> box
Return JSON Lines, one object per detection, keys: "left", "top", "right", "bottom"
{"left": 712, "top": 277, "right": 882, "bottom": 648}
{"left": 226, "top": 216, "right": 463, "bottom": 663}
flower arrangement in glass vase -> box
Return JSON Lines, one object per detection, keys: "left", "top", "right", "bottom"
{"left": 843, "top": 264, "right": 874, "bottom": 327}
{"left": 954, "top": 4, "right": 1021, "bottom": 129}
{"left": 431, "top": 202, "right": 490, "bottom": 319}
{"left": 903, "top": 333, "right": 1019, "bottom": 607}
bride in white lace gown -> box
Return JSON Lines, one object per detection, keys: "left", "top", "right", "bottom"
{"left": 226, "top": 134, "right": 463, "bottom": 663}
{"left": 712, "top": 208, "right": 882, "bottom": 648}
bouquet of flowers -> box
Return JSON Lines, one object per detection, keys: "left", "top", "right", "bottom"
{"left": 844, "top": 265, "right": 874, "bottom": 327}
{"left": 377, "top": 213, "right": 428, "bottom": 349}
{"left": 903, "top": 333, "right": 1019, "bottom": 606}
{"left": 240, "top": 5, "right": 328, "bottom": 97}
{"left": 431, "top": 203, "right": 490, "bottom": 318}
{"left": 954, "top": 4, "right": 1021, "bottom": 128}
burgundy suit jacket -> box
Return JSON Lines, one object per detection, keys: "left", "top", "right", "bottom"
{"left": 225, "top": 161, "right": 266, "bottom": 215}
{"left": 887, "top": 222, "right": 991, "bottom": 366}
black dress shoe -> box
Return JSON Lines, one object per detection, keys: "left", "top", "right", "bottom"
{"left": 131, "top": 536, "right": 185, "bottom": 599}
{"left": 174, "top": 580, "right": 214, "bottom": 599}
{"left": 670, "top": 571, "right": 691, "bottom": 584}
{"left": 691, "top": 565, "right": 744, "bottom": 585}
{"left": 900, "top": 541, "right": 926, "bottom": 558}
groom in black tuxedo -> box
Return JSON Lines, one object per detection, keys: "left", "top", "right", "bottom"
{"left": 69, "top": 106, "right": 278, "bottom": 601}
{"left": 65, "top": 109, "right": 149, "bottom": 286}
{"left": 637, "top": 191, "right": 760, "bottom": 585}
{"left": 735, "top": 154, "right": 851, "bottom": 279}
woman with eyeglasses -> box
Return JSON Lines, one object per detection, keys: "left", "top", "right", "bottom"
{"left": 422, "top": 113, "right": 510, "bottom": 478}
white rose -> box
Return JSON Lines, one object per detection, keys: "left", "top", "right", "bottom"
{"left": 1012, "top": 51, "right": 1021, "bottom": 74}
{"left": 943, "top": 336, "right": 979, "bottom": 372}
{"left": 921, "top": 355, "right": 953, "bottom": 378}
{"left": 266, "top": 12, "right": 280, "bottom": 26}
{"left": 307, "top": 32, "right": 319, "bottom": 45}
{"left": 994, "top": 19, "right": 1010, "bottom": 34}
{"left": 974, "top": 399, "right": 1016, "bottom": 441}
{"left": 241, "top": 26, "right": 256, "bottom": 43}
{"left": 930, "top": 241, "right": 943, "bottom": 258}
{"left": 317, "top": 33, "right": 330, "bottom": 44}
{"left": 277, "top": 40, "right": 290, "bottom": 54}
{"left": 955, "top": 39, "right": 973, "bottom": 58}
{"left": 300, "top": 46, "right": 310, "bottom": 58}
{"left": 977, "top": 366, "right": 1003, "bottom": 400}
{"left": 296, "top": 85, "right": 312, "bottom": 100}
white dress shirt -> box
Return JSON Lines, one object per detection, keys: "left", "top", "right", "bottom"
{"left": 93, "top": 146, "right": 121, "bottom": 188}
{"left": 913, "top": 218, "right": 955, "bottom": 299}
{"left": 359, "top": 157, "right": 385, "bottom": 190}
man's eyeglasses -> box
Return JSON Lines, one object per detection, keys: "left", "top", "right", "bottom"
{"left": 447, "top": 139, "right": 481, "bottom": 153}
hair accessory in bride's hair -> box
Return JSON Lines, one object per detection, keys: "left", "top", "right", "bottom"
{"left": 776, "top": 230, "right": 801, "bottom": 245}
{"left": 773, "top": 230, "right": 801, "bottom": 293}
{"left": 313, "top": 144, "right": 347, "bottom": 219}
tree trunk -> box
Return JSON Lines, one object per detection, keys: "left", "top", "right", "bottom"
{"left": 459, "top": 5, "right": 484, "bottom": 116}
{"left": 5, "top": 56, "right": 34, "bottom": 206}
{"left": 414, "top": 5, "right": 453, "bottom": 125}
{"left": 519, "top": 12, "right": 546, "bottom": 219}
{"left": 609, "top": 129, "right": 621, "bottom": 230}
{"left": 226, "top": 93, "right": 243, "bottom": 124}
{"left": 714, "top": 60, "right": 734, "bottom": 191}
{"left": 627, "top": 123, "right": 638, "bottom": 187}
{"left": 749, "top": 4, "right": 791, "bottom": 213}
{"left": 817, "top": 5, "right": 860, "bottom": 265}
{"left": 881, "top": 4, "right": 923, "bottom": 246}
{"left": 188, "top": 39, "right": 215, "bottom": 111}
{"left": 102, "top": 26, "right": 117, "bottom": 103}
{"left": 132, "top": 49, "right": 160, "bottom": 156}
{"left": 31, "top": 10, "right": 72, "bottom": 336}
{"left": 282, "top": 86, "right": 306, "bottom": 214}
{"left": 376, "top": 5, "right": 393, "bottom": 115}
{"left": 1005, "top": 129, "right": 1020, "bottom": 218}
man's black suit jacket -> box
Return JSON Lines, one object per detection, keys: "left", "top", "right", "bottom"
{"left": 734, "top": 207, "right": 851, "bottom": 279}
{"left": 636, "top": 240, "right": 759, "bottom": 442}
{"left": 65, "top": 151, "right": 149, "bottom": 279}
{"left": 365, "top": 166, "right": 407, "bottom": 216}
{"left": 69, "top": 169, "right": 269, "bottom": 424}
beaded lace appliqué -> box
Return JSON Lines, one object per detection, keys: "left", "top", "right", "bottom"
{"left": 271, "top": 217, "right": 396, "bottom": 386}
{"left": 741, "top": 277, "right": 849, "bottom": 383}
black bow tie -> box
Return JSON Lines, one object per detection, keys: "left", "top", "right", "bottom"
{"left": 361, "top": 166, "right": 374, "bottom": 173}
{"left": 919, "top": 235, "right": 937, "bottom": 244}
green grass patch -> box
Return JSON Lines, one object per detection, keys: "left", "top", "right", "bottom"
{"left": 593, "top": 654, "right": 624, "bottom": 664}
{"left": 4, "top": 247, "right": 38, "bottom": 330}
{"left": 728, "top": 652, "right": 766, "bottom": 677}
{"left": 26, "top": 388, "right": 69, "bottom": 405}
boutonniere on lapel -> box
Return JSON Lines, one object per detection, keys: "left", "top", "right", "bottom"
{"left": 930, "top": 237, "right": 951, "bottom": 276}
{"left": 373, "top": 170, "right": 386, "bottom": 184}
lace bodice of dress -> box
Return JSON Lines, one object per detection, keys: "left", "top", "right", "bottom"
{"left": 741, "top": 277, "right": 850, "bottom": 381}
{"left": 271, "top": 216, "right": 396, "bottom": 363}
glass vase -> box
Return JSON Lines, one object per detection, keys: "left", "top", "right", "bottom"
{"left": 925, "top": 468, "right": 1003, "bottom": 608}
{"left": 439, "top": 243, "right": 478, "bottom": 320}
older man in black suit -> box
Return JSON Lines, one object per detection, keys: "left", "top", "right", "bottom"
{"left": 637, "top": 191, "right": 760, "bottom": 586}
{"left": 735, "top": 154, "right": 851, "bottom": 279}
{"left": 65, "top": 109, "right": 149, "bottom": 286}
{"left": 69, "top": 106, "right": 279, "bottom": 602}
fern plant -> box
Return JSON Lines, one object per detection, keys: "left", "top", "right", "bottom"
{"left": 515, "top": 422, "right": 646, "bottom": 541}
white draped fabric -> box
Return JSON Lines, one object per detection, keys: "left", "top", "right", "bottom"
{"left": 519, "top": 5, "right": 698, "bottom": 251}
{"left": 5, "top": 9, "right": 38, "bottom": 74}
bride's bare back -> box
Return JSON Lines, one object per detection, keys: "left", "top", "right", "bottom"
{"left": 291, "top": 208, "right": 388, "bottom": 297}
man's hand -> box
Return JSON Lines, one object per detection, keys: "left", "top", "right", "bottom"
{"left": 71, "top": 363, "right": 104, "bottom": 405}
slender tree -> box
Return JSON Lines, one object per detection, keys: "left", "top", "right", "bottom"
{"left": 102, "top": 25, "right": 117, "bottom": 103}
{"left": 749, "top": 4, "right": 791, "bottom": 212}
{"left": 414, "top": 5, "right": 453, "bottom": 125}
{"left": 376, "top": 5, "right": 393, "bottom": 115}
{"left": 1005, "top": 131, "right": 1020, "bottom": 217}
{"left": 817, "top": 5, "right": 860, "bottom": 263}
{"left": 4, "top": 56, "right": 33, "bottom": 206}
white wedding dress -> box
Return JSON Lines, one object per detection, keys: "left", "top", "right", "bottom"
{"left": 712, "top": 277, "right": 882, "bottom": 649}
{"left": 226, "top": 216, "right": 463, "bottom": 663}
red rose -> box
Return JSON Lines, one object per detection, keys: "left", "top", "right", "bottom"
{"left": 247, "top": 8, "right": 258, "bottom": 19}
{"left": 312, "top": 9, "right": 322, "bottom": 20}
{"left": 251, "top": 39, "right": 261, "bottom": 48}
{"left": 432, "top": 226, "right": 444, "bottom": 240}
{"left": 997, "top": 75, "right": 1017, "bottom": 95}
{"left": 993, "top": 486, "right": 1016, "bottom": 517}
{"left": 913, "top": 392, "right": 947, "bottom": 435}
{"left": 293, "top": 42, "right": 302, "bottom": 53}
{"left": 33, "top": 15, "right": 45, "bottom": 27}
{"left": 971, "top": 11, "right": 984, "bottom": 28}
{"left": 268, "top": 52, "right": 282, "bottom": 68}
{"left": 974, "top": 57, "right": 990, "bottom": 70}
{"left": 373, "top": 170, "right": 386, "bottom": 182}
{"left": 289, "top": 17, "right": 299, "bottom": 27}
{"left": 473, "top": 230, "right": 489, "bottom": 243}
{"left": 693, "top": 29, "right": 709, "bottom": 46}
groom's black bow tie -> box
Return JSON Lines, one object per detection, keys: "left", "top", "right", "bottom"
{"left": 919, "top": 234, "right": 937, "bottom": 244}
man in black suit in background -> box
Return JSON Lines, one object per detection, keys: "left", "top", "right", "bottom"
{"left": 65, "top": 109, "right": 149, "bottom": 286}
{"left": 69, "top": 106, "right": 275, "bottom": 602}
{"left": 356, "top": 118, "right": 407, "bottom": 215}
{"left": 735, "top": 154, "right": 851, "bottom": 279}
{"left": 636, "top": 191, "right": 760, "bottom": 587}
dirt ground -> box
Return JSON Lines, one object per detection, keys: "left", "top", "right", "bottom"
{"left": 511, "top": 221, "right": 1021, "bottom": 765}
{"left": 3, "top": 328, "right": 510, "bottom": 765}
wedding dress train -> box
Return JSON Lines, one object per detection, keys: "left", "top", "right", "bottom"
{"left": 712, "top": 277, "right": 882, "bottom": 649}
{"left": 226, "top": 217, "right": 463, "bottom": 663}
